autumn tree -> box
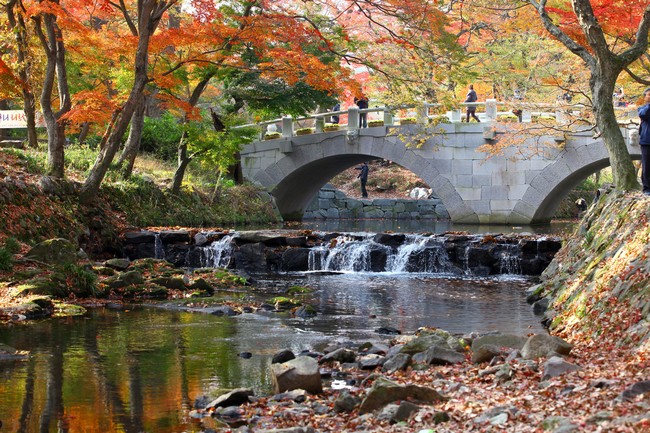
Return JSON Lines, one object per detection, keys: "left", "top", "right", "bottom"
{"left": 524, "top": 0, "right": 650, "bottom": 190}
{"left": 3, "top": 0, "right": 39, "bottom": 148}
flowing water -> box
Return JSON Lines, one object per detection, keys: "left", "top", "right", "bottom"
{"left": 0, "top": 223, "right": 566, "bottom": 432}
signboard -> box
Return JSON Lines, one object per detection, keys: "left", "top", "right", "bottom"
{"left": 0, "top": 110, "right": 45, "bottom": 129}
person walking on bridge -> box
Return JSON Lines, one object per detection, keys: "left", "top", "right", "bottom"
{"left": 355, "top": 161, "right": 369, "bottom": 198}
{"left": 638, "top": 88, "right": 650, "bottom": 196}
{"left": 464, "top": 84, "right": 480, "bottom": 122}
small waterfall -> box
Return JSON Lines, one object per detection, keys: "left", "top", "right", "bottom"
{"left": 385, "top": 235, "right": 452, "bottom": 273}
{"left": 461, "top": 244, "right": 471, "bottom": 274}
{"left": 323, "top": 236, "right": 372, "bottom": 271}
{"left": 154, "top": 234, "right": 165, "bottom": 259}
{"left": 498, "top": 244, "right": 521, "bottom": 274}
{"left": 201, "top": 235, "right": 234, "bottom": 268}
{"left": 307, "top": 235, "right": 374, "bottom": 272}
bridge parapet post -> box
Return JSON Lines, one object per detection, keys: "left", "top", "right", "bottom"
{"left": 282, "top": 116, "right": 293, "bottom": 138}
{"left": 485, "top": 99, "right": 497, "bottom": 121}
{"left": 555, "top": 109, "right": 567, "bottom": 125}
{"left": 383, "top": 108, "right": 394, "bottom": 126}
{"left": 348, "top": 107, "right": 360, "bottom": 129}
{"left": 450, "top": 109, "right": 462, "bottom": 122}
{"left": 314, "top": 115, "right": 325, "bottom": 133}
{"left": 522, "top": 110, "right": 532, "bottom": 123}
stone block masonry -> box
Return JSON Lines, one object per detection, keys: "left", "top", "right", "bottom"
{"left": 303, "top": 185, "right": 449, "bottom": 220}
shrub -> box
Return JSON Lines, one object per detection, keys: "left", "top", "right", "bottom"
{"left": 264, "top": 131, "right": 282, "bottom": 140}
{"left": 59, "top": 263, "right": 99, "bottom": 297}
{"left": 0, "top": 247, "right": 13, "bottom": 271}
{"left": 368, "top": 120, "right": 384, "bottom": 127}
{"left": 3, "top": 237, "right": 20, "bottom": 254}
{"left": 141, "top": 113, "right": 184, "bottom": 161}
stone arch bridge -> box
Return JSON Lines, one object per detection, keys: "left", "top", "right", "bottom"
{"left": 240, "top": 123, "right": 640, "bottom": 224}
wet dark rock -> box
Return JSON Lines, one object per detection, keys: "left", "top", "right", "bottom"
{"left": 294, "top": 304, "right": 317, "bottom": 318}
{"left": 272, "top": 350, "right": 295, "bottom": 364}
{"left": 123, "top": 231, "right": 156, "bottom": 244}
{"left": 319, "top": 348, "right": 356, "bottom": 364}
{"left": 238, "top": 352, "right": 252, "bottom": 359}
{"left": 206, "top": 388, "right": 254, "bottom": 409}
{"left": 236, "top": 231, "right": 287, "bottom": 246}
{"left": 373, "top": 233, "right": 406, "bottom": 248}
{"left": 375, "top": 327, "right": 401, "bottom": 335}
{"left": 210, "top": 306, "right": 240, "bottom": 317}
{"left": 159, "top": 230, "right": 191, "bottom": 243}
{"left": 281, "top": 248, "right": 310, "bottom": 271}
{"left": 532, "top": 298, "right": 550, "bottom": 315}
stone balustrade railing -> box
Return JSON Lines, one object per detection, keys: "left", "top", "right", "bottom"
{"left": 235, "top": 101, "right": 638, "bottom": 140}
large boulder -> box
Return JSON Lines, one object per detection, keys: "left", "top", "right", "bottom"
{"left": 25, "top": 238, "right": 78, "bottom": 265}
{"left": 271, "top": 356, "right": 322, "bottom": 395}
{"left": 471, "top": 334, "right": 528, "bottom": 353}
{"left": 423, "top": 346, "right": 465, "bottom": 365}
{"left": 205, "top": 388, "right": 254, "bottom": 409}
{"left": 542, "top": 356, "right": 581, "bottom": 380}
{"left": 400, "top": 335, "right": 448, "bottom": 355}
{"left": 521, "top": 334, "right": 573, "bottom": 359}
{"left": 359, "top": 377, "right": 446, "bottom": 414}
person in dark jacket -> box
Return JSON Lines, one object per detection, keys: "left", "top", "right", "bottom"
{"left": 638, "top": 88, "right": 650, "bottom": 195}
{"left": 464, "top": 85, "right": 480, "bottom": 122}
{"left": 355, "top": 161, "right": 369, "bottom": 198}
{"left": 331, "top": 103, "right": 340, "bottom": 124}
{"left": 354, "top": 95, "right": 369, "bottom": 128}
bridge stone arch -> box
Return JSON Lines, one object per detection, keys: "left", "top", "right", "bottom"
{"left": 242, "top": 124, "right": 641, "bottom": 224}
{"left": 247, "top": 131, "right": 479, "bottom": 222}
{"left": 516, "top": 137, "right": 642, "bottom": 223}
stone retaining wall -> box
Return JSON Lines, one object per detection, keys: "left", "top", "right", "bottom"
{"left": 303, "top": 185, "right": 449, "bottom": 220}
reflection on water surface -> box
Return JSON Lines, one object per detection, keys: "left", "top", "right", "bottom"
{"left": 0, "top": 273, "right": 544, "bottom": 432}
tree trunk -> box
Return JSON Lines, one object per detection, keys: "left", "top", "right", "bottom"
{"left": 79, "top": 0, "right": 166, "bottom": 204}
{"left": 6, "top": 0, "right": 38, "bottom": 148}
{"left": 117, "top": 95, "right": 147, "bottom": 178}
{"left": 590, "top": 70, "right": 639, "bottom": 190}
{"left": 78, "top": 122, "right": 90, "bottom": 144}
{"left": 171, "top": 131, "right": 190, "bottom": 194}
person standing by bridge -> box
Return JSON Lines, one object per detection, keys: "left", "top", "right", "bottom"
{"left": 464, "top": 85, "right": 480, "bottom": 122}
{"left": 638, "top": 88, "right": 650, "bottom": 196}
{"left": 355, "top": 161, "right": 369, "bottom": 198}
{"left": 354, "top": 94, "right": 369, "bottom": 128}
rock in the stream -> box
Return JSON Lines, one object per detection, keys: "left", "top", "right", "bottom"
{"left": 205, "top": 388, "right": 254, "bottom": 409}
{"left": 271, "top": 356, "right": 322, "bottom": 394}
{"left": 359, "top": 377, "right": 445, "bottom": 414}
{"left": 272, "top": 349, "right": 296, "bottom": 364}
